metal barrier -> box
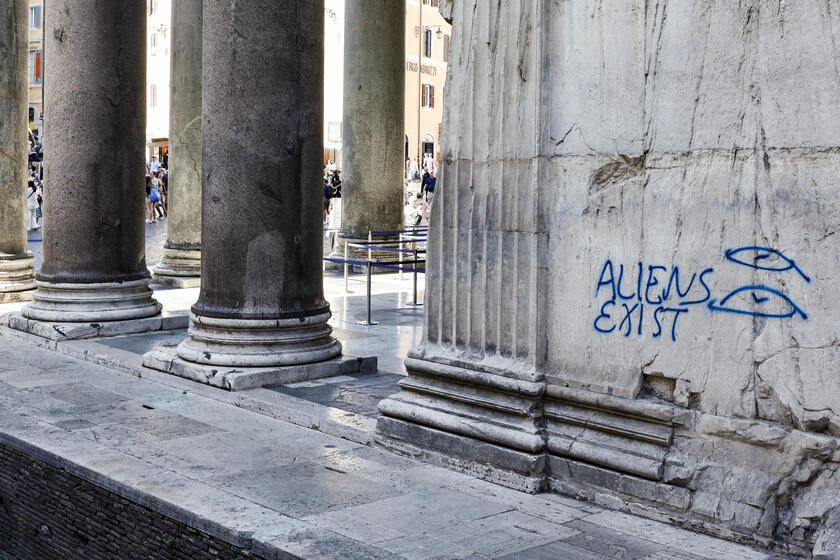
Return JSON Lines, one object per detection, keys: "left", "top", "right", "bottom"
{"left": 323, "top": 237, "right": 427, "bottom": 326}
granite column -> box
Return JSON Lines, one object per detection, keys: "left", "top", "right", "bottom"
{"left": 18, "top": 0, "right": 160, "bottom": 325}
{"left": 0, "top": 0, "right": 36, "bottom": 303}
{"left": 175, "top": 0, "right": 341, "bottom": 367}
{"left": 330, "top": 0, "right": 406, "bottom": 266}
{"left": 152, "top": 0, "right": 203, "bottom": 288}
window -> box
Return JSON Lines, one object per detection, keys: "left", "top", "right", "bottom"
{"left": 443, "top": 34, "right": 450, "bottom": 62}
{"left": 148, "top": 0, "right": 158, "bottom": 16}
{"left": 150, "top": 33, "right": 158, "bottom": 55}
{"left": 423, "top": 0, "right": 439, "bottom": 6}
{"left": 149, "top": 84, "right": 157, "bottom": 108}
{"left": 422, "top": 84, "right": 434, "bottom": 109}
{"left": 28, "top": 51, "right": 41, "bottom": 85}
{"left": 423, "top": 29, "right": 432, "bottom": 58}
{"left": 327, "top": 122, "right": 342, "bottom": 143}
{"left": 29, "top": 6, "right": 41, "bottom": 29}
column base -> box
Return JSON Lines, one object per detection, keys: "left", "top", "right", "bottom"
{"left": 2, "top": 311, "right": 182, "bottom": 341}
{"left": 376, "top": 351, "right": 547, "bottom": 488}
{"left": 151, "top": 247, "right": 201, "bottom": 288}
{"left": 143, "top": 345, "right": 376, "bottom": 391}
{"left": 176, "top": 311, "right": 343, "bottom": 367}
{"left": 0, "top": 253, "right": 36, "bottom": 301}
{"left": 21, "top": 279, "right": 162, "bottom": 323}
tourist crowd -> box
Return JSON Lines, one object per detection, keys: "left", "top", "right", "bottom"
{"left": 145, "top": 155, "right": 168, "bottom": 224}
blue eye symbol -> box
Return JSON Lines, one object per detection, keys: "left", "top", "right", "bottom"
{"left": 707, "top": 286, "right": 807, "bottom": 320}
{"left": 725, "top": 247, "right": 810, "bottom": 283}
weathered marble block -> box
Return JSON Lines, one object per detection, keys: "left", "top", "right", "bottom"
{"left": 378, "top": 1, "right": 840, "bottom": 557}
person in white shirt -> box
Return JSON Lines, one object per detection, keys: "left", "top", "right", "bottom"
{"left": 147, "top": 156, "right": 161, "bottom": 174}
{"left": 26, "top": 180, "right": 41, "bottom": 230}
{"left": 423, "top": 153, "right": 435, "bottom": 174}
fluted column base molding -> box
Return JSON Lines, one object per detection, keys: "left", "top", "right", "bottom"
{"left": 151, "top": 247, "right": 202, "bottom": 288}
{"left": 0, "top": 254, "right": 36, "bottom": 302}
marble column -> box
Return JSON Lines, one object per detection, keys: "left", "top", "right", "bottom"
{"left": 19, "top": 0, "right": 160, "bottom": 323}
{"left": 152, "top": 0, "right": 202, "bottom": 288}
{"left": 330, "top": 0, "right": 406, "bottom": 266}
{"left": 175, "top": 0, "right": 341, "bottom": 367}
{"left": 0, "top": 0, "right": 36, "bottom": 303}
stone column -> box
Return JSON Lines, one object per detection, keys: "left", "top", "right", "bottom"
{"left": 329, "top": 0, "right": 406, "bottom": 267}
{"left": 0, "top": 0, "right": 36, "bottom": 303}
{"left": 175, "top": 0, "right": 341, "bottom": 367}
{"left": 152, "top": 0, "right": 202, "bottom": 288}
{"left": 18, "top": 0, "right": 160, "bottom": 326}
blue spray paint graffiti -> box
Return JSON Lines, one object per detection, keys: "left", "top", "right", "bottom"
{"left": 593, "top": 260, "right": 713, "bottom": 341}
{"left": 593, "top": 247, "right": 809, "bottom": 341}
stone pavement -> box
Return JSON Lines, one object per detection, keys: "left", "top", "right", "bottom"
{"left": 0, "top": 273, "right": 792, "bottom": 559}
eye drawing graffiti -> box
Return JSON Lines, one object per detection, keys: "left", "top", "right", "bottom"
{"left": 706, "top": 285, "right": 808, "bottom": 320}
{"left": 592, "top": 247, "right": 811, "bottom": 341}
{"left": 724, "top": 247, "right": 811, "bottom": 283}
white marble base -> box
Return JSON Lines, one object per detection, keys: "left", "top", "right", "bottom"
{"left": 151, "top": 275, "right": 201, "bottom": 289}
{"left": 21, "top": 279, "right": 162, "bottom": 322}
{"left": 3, "top": 310, "right": 188, "bottom": 341}
{"left": 177, "top": 311, "right": 343, "bottom": 367}
{"left": 0, "top": 290, "right": 34, "bottom": 304}
{"left": 143, "top": 346, "right": 377, "bottom": 391}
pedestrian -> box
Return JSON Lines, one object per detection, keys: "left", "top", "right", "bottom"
{"left": 147, "top": 155, "right": 161, "bottom": 174}
{"left": 150, "top": 172, "right": 163, "bottom": 222}
{"left": 26, "top": 180, "right": 40, "bottom": 230}
{"left": 408, "top": 157, "right": 419, "bottom": 181}
{"left": 404, "top": 192, "right": 420, "bottom": 227}
{"left": 331, "top": 170, "right": 342, "bottom": 198}
{"left": 145, "top": 175, "right": 156, "bottom": 224}
{"left": 424, "top": 152, "right": 435, "bottom": 174}
{"left": 420, "top": 169, "right": 430, "bottom": 197}
{"left": 425, "top": 171, "right": 437, "bottom": 204}
{"left": 323, "top": 177, "right": 334, "bottom": 222}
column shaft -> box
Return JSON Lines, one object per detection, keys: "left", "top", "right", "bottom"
{"left": 0, "top": 0, "right": 36, "bottom": 302}
{"left": 21, "top": 0, "right": 160, "bottom": 322}
{"left": 177, "top": 0, "right": 340, "bottom": 367}
{"left": 334, "top": 0, "right": 406, "bottom": 261}
{"left": 152, "top": 0, "right": 203, "bottom": 286}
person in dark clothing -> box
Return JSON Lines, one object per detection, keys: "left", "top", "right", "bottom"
{"left": 331, "top": 170, "right": 342, "bottom": 198}
{"left": 323, "top": 178, "right": 334, "bottom": 221}
{"left": 425, "top": 171, "right": 437, "bottom": 204}
{"left": 420, "top": 170, "right": 430, "bottom": 197}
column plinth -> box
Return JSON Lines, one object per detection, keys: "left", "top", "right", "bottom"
{"left": 0, "top": 1, "right": 36, "bottom": 302}
{"left": 0, "top": 254, "right": 35, "bottom": 303}
{"left": 12, "top": 0, "right": 160, "bottom": 337}
{"left": 176, "top": 312, "right": 340, "bottom": 367}
{"left": 152, "top": 0, "right": 203, "bottom": 288}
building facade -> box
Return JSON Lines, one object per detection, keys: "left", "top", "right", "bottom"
{"left": 27, "top": 0, "right": 44, "bottom": 140}
{"left": 146, "top": 0, "right": 171, "bottom": 161}
{"left": 404, "top": 0, "right": 449, "bottom": 166}
{"left": 322, "top": 0, "right": 451, "bottom": 169}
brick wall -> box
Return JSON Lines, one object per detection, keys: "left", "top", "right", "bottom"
{"left": 0, "top": 443, "right": 264, "bottom": 560}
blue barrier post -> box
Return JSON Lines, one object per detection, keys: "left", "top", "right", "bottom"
{"left": 358, "top": 258, "right": 379, "bottom": 326}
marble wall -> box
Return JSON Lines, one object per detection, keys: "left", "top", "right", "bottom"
{"left": 379, "top": 1, "right": 840, "bottom": 557}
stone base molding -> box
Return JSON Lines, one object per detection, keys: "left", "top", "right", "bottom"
{"left": 0, "top": 253, "right": 36, "bottom": 301}
{"left": 19, "top": 279, "right": 161, "bottom": 323}
{"left": 377, "top": 351, "right": 547, "bottom": 492}
{"left": 377, "top": 359, "right": 840, "bottom": 558}
{"left": 151, "top": 246, "right": 201, "bottom": 287}
{"left": 175, "top": 312, "right": 342, "bottom": 368}
{"left": 144, "top": 346, "right": 376, "bottom": 391}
